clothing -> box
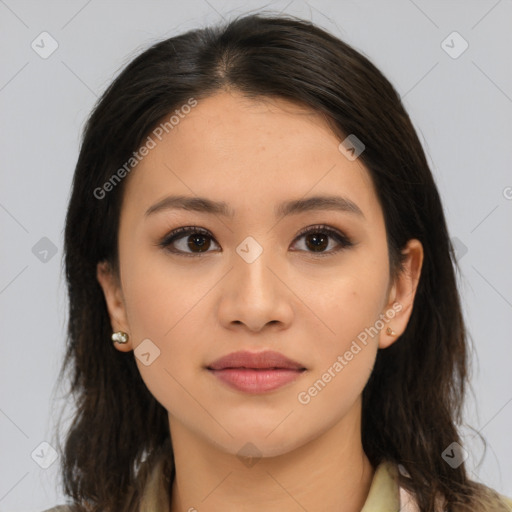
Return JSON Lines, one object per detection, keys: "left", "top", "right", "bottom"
{"left": 43, "top": 458, "right": 512, "bottom": 511}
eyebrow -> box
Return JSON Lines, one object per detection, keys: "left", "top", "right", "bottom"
{"left": 145, "top": 194, "right": 365, "bottom": 219}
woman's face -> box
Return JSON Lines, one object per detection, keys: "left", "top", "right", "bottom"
{"left": 98, "top": 91, "right": 422, "bottom": 459}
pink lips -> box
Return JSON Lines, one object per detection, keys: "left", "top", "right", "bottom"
{"left": 207, "top": 350, "right": 306, "bottom": 394}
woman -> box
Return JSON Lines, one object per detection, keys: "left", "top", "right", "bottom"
{"left": 45, "top": 12, "right": 511, "bottom": 512}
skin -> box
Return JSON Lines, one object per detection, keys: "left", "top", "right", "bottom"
{"left": 97, "top": 90, "right": 423, "bottom": 512}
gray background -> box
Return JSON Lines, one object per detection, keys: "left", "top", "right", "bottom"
{"left": 1, "top": 0, "right": 511, "bottom": 510}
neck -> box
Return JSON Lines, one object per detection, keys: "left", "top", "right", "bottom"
{"left": 168, "top": 400, "right": 375, "bottom": 512}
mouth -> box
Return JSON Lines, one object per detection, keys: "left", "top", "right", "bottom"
{"left": 207, "top": 367, "right": 306, "bottom": 394}
{"left": 206, "top": 350, "right": 307, "bottom": 394}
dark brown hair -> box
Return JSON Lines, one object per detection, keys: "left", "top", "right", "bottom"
{"left": 55, "top": 12, "right": 509, "bottom": 512}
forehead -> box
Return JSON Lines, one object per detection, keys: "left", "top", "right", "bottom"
{"left": 122, "top": 91, "right": 379, "bottom": 222}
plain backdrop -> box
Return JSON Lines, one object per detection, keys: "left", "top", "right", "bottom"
{"left": 0, "top": 1, "right": 511, "bottom": 510}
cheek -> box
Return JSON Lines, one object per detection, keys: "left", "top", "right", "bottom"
{"left": 119, "top": 256, "right": 205, "bottom": 414}
{"left": 293, "top": 253, "right": 389, "bottom": 409}
{"left": 119, "top": 247, "right": 216, "bottom": 369}
{"left": 299, "top": 288, "right": 380, "bottom": 400}
{"left": 293, "top": 272, "right": 385, "bottom": 418}
{"left": 297, "top": 255, "right": 389, "bottom": 350}
{"left": 121, "top": 246, "right": 204, "bottom": 340}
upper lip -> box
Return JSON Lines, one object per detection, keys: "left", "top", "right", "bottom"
{"left": 207, "top": 350, "right": 306, "bottom": 370}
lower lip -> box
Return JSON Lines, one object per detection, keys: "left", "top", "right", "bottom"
{"left": 208, "top": 368, "right": 305, "bottom": 393}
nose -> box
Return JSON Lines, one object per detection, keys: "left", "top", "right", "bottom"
{"left": 217, "top": 245, "right": 294, "bottom": 333}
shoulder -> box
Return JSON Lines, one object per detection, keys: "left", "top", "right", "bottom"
{"left": 500, "top": 494, "right": 512, "bottom": 510}
{"left": 480, "top": 483, "right": 512, "bottom": 511}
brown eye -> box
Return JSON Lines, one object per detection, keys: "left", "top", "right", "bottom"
{"left": 304, "top": 232, "right": 329, "bottom": 252}
{"left": 160, "top": 226, "right": 220, "bottom": 256}
{"left": 186, "top": 233, "right": 212, "bottom": 252}
{"left": 291, "top": 225, "right": 354, "bottom": 256}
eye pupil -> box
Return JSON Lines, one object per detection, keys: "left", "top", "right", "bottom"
{"left": 187, "top": 234, "right": 210, "bottom": 252}
{"left": 305, "top": 233, "right": 328, "bottom": 252}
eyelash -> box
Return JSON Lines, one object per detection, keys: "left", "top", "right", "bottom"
{"left": 158, "top": 224, "right": 354, "bottom": 258}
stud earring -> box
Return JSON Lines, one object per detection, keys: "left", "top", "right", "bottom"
{"left": 386, "top": 327, "right": 396, "bottom": 336}
{"left": 112, "top": 331, "right": 129, "bottom": 344}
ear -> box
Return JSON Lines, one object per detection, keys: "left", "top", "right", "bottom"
{"left": 379, "top": 239, "right": 424, "bottom": 349}
{"left": 96, "top": 261, "right": 133, "bottom": 352}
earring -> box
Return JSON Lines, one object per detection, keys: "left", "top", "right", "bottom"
{"left": 386, "top": 327, "right": 396, "bottom": 336}
{"left": 112, "top": 331, "right": 129, "bottom": 344}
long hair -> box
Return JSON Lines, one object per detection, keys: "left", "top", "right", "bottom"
{"left": 56, "top": 12, "right": 509, "bottom": 511}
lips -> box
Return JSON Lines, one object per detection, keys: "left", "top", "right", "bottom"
{"left": 206, "top": 350, "right": 306, "bottom": 371}
{"left": 206, "top": 350, "right": 306, "bottom": 393}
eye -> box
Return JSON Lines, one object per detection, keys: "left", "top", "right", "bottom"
{"left": 159, "top": 226, "right": 220, "bottom": 257}
{"left": 290, "top": 224, "right": 354, "bottom": 256}
{"left": 158, "top": 224, "right": 354, "bottom": 257}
